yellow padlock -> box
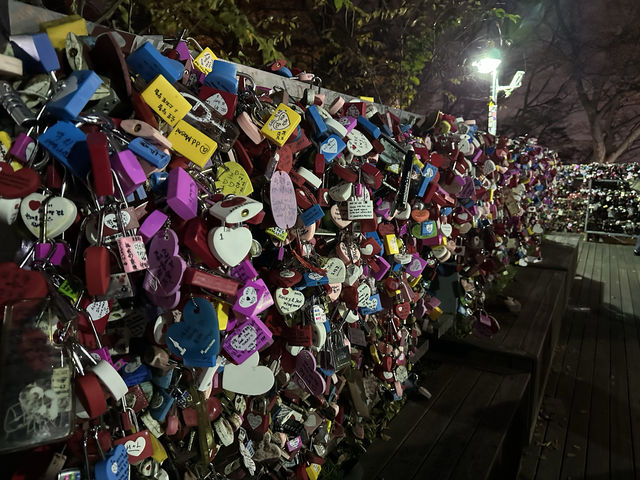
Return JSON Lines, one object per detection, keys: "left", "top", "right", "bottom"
{"left": 261, "top": 103, "right": 301, "bottom": 147}
{"left": 167, "top": 120, "right": 218, "bottom": 168}
{"left": 40, "top": 15, "right": 88, "bottom": 49}
{"left": 149, "top": 432, "right": 168, "bottom": 463}
{"left": 141, "top": 75, "right": 192, "bottom": 127}
{"left": 0, "top": 131, "right": 11, "bottom": 160}
{"left": 193, "top": 48, "right": 218, "bottom": 75}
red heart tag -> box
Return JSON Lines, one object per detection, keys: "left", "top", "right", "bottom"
{"left": 0, "top": 262, "right": 48, "bottom": 308}
{"left": 0, "top": 166, "right": 41, "bottom": 198}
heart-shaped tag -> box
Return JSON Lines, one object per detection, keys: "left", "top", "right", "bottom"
{"left": 293, "top": 350, "right": 325, "bottom": 395}
{"left": 346, "top": 129, "right": 373, "bottom": 156}
{"left": 94, "top": 444, "right": 129, "bottom": 480}
{"left": 0, "top": 262, "right": 48, "bottom": 308}
{"left": 215, "top": 161, "right": 254, "bottom": 196}
{"left": 324, "top": 257, "right": 346, "bottom": 284}
{"left": 357, "top": 284, "right": 371, "bottom": 307}
{"left": 270, "top": 171, "right": 297, "bottom": 230}
{"left": 207, "top": 226, "right": 252, "bottom": 267}
{"left": 20, "top": 192, "right": 77, "bottom": 239}
{"left": 275, "top": 287, "right": 305, "bottom": 315}
{"left": 143, "top": 229, "right": 186, "bottom": 300}
{"left": 344, "top": 264, "right": 363, "bottom": 286}
{"left": 337, "top": 242, "right": 361, "bottom": 266}
{"left": 0, "top": 165, "right": 40, "bottom": 198}
{"left": 166, "top": 297, "right": 220, "bottom": 367}
{"left": 441, "top": 223, "right": 453, "bottom": 237}
{"left": 0, "top": 197, "right": 21, "bottom": 225}
{"left": 222, "top": 351, "right": 275, "bottom": 395}
{"left": 329, "top": 204, "right": 351, "bottom": 229}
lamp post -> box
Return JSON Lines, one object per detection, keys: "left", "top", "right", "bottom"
{"left": 472, "top": 49, "right": 524, "bottom": 136}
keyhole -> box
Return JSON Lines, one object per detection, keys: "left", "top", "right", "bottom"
{"left": 134, "top": 123, "right": 142, "bottom": 132}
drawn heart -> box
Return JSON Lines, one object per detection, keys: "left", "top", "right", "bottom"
{"left": 143, "top": 229, "right": 186, "bottom": 300}
{"left": 206, "top": 93, "right": 228, "bottom": 116}
{"left": 324, "top": 257, "right": 346, "bottom": 284}
{"left": 0, "top": 262, "right": 48, "bottom": 308}
{"left": 441, "top": 224, "right": 453, "bottom": 237}
{"left": 124, "top": 436, "right": 146, "bottom": 456}
{"left": 207, "top": 226, "right": 252, "bottom": 267}
{"left": 230, "top": 324, "right": 258, "bottom": 351}
{"left": 0, "top": 197, "right": 21, "bottom": 225}
{"left": 20, "top": 192, "right": 77, "bottom": 239}
{"left": 238, "top": 286, "right": 258, "bottom": 309}
{"left": 246, "top": 412, "right": 263, "bottom": 430}
{"left": 321, "top": 137, "right": 338, "bottom": 154}
{"left": 268, "top": 109, "right": 291, "bottom": 131}
{"left": 0, "top": 165, "right": 40, "bottom": 198}
{"left": 222, "top": 351, "right": 275, "bottom": 395}
{"left": 275, "top": 287, "right": 305, "bottom": 315}
{"left": 165, "top": 297, "right": 220, "bottom": 367}
{"left": 293, "top": 350, "right": 325, "bottom": 395}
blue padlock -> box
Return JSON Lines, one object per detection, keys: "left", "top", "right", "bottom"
{"left": 149, "top": 171, "right": 169, "bottom": 192}
{"left": 149, "top": 388, "right": 175, "bottom": 422}
{"left": 204, "top": 60, "right": 238, "bottom": 93}
{"left": 380, "top": 123, "right": 393, "bottom": 137}
{"left": 305, "top": 105, "right": 328, "bottom": 140}
{"left": 273, "top": 66, "right": 293, "bottom": 78}
{"left": 357, "top": 116, "right": 381, "bottom": 139}
{"left": 128, "top": 137, "right": 171, "bottom": 169}
{"left": 10, "top": 33, "right": 59, "bottom": 73}
{"left": 94, "top": 444, "right": 129, "bottom": 480}
{"left": 300, "top": 271, "right": 329, "bottom": 288}
{"left": 39, "top": 121, "right": 90, "bottom": 177}
{"left": 152, "top": 368, "right": 173, "bottom": 390}
{"left": 46, "top": 70, "right": 102, "bottom": 121}
{"left": 126, "top": 41, "right": 183, "bottom": 83}
{"left": 119, "top": 359, "right": 152, "bottom": 387}
{"left": 301, "top": 204, "right": 324, "bottom": 227}
{"left": 360, "top": 293, "right": 383, "bottom": 315}
{"left": 320, "top": 134, "right": 346, "bottom": 163}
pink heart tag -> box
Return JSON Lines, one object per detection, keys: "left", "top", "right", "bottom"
{"left": 143, "top": 229, "right": 186, "bottom": 302}
{"left": 293, "top": 350, "right": 325, "bottom": 395}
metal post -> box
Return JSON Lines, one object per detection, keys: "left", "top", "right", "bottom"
{"left": 488, "top": 67, "right": 498, "bottom": 135}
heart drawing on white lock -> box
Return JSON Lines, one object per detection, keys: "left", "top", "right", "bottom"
{"left": 275, "top": 288, "right": 305, "bottom": 315}
{"left": 268, "top": 109, "right": 291, "bottom": 131}
{"left": 206, "top": 93, "right": 228, "bottom": 116}
{"left": 20, "top": 192, "right": 77, "bottom": 239}
{"left": 230, "top": 325, "right": 258, "bottom": 351}
{"left": 238, "top": 286, "right": 258, "bottom": 308}
{"left": 124, "top": 436, "right": 146, "bottom": 456}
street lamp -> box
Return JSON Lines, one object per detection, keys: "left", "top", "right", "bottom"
{"left": 472, "top": 49, "right": 524, "bottom": 135}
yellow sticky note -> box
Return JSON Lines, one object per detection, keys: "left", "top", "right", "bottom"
{"left": 215, "top": 302, "right": 229, "bottom": 330}
{"left": 193, "top": 48, "right": 217, "bottom": 74}
{"left": 40, "top": 15, "right": 87, "bottom": 49}
{"left": 141, "top": 75, "right": 191, "bottom": 126}
{"left": 261, "top": 103, "right": 301, "bottom": 147}
{"left": 167, "top": 120, "right": 217, "bottom": 167}
{"left": 384, "top": 234, "right": 400, "bottom": 255}
{"left": 215, "top": 161, "right": 254, "bottom": 196}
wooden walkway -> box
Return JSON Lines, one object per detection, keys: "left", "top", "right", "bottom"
{"left": 519, "top": 241, "right": 640, "bottom": 479}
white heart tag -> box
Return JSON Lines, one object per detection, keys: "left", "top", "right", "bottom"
{"left": 20, "top": 192, "right": 77, "bottom": 239}
{"left": 207, "top": 226, "right": 252, "bottom": 267}
{"left": 246, "top": 412, "right": 263, "bottom": 430}
{"left": 275, "top": 288, "right": 305, "bottom": 315}
{"left": 345, "top": 264, "right": 363, "bottom": 286}
{"left": 321, "top": 137, "right": 339, "bottom": 154}
{"left": 222, "top": 351, "right": 275, "bottom": 395}
{"left": 124, "top": 437, "right": 146, "bottom": 457}
{"left": 206, "top": 93, "right": 229, "bottom": 116}
{"left": 441, "top": 223, "right": 453, "bottom": 237}
{"left": 357, "top": 284, "right": 371, "bottom": 307}
{"left": 324, "top": 257, "right": 346, "bottom": 284}
{"left": 346, "top": 129, "right": 373, "bottom": 156}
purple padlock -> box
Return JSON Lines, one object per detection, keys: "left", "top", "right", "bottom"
{"left": 166, "top": 167, "right": 198, "bottom": 220}
{"left": 372, "top": 256, "right": 391, "bottom": 282}
{"left": 9, "top": 133, "right": 35, "bottom": 163}
{"left": 222, "top": 316, "right": 273, "bottom": 364}
{"left": 229, "top": 260, "right": 258, "bottom": 284}
{"left": 34, "top": 242, "right": 69, "bottom": 266}
{"left": 232, "top": 279, "right": 272, "bottom": 319}
{"left": 111, "top": 150, "right": 146, "bottom": 196}
{"left": 406, "top": 254, "right": 428, "bottom": 278}
{"left": 139, "top": 210, "right": 169, "bottom": 244}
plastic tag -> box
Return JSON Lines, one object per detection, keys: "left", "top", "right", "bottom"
{"left": 117, "top": 236, "right": 149, "bottom": 272}
{"left": 141, "top": 75, "right": 191, "bottom": 126}
{"left": 167, "top": 120, "right": 218, "bottom": 168}
{"left": 261, "top": 103, "right": 301, "bottom": 147}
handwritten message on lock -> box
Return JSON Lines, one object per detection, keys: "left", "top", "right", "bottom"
{"left": 215, "top": 161, "right": 254, "bottom": 196}
{"left": 269, "top": 170, "right": 297, "bottom": 230}
{"left": 141, "top": 75, "right": 191, "bottom": 126}
{"left": 117, "top": 236, "right": 149, "bottom": 273}
{"left": 222, "top": 317, "right": 272, "bottom": 364}
{"left": 167, "top": 120, "right": 218, "bottom": 168}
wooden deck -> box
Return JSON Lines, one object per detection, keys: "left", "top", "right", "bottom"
{"left": 518, "top": 241, "right": 640, "bottom": 479}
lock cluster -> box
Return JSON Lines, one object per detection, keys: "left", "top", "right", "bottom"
{"left": 0, "top": 12, "right": 558, "bottom": 480}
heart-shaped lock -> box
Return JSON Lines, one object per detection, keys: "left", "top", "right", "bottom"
{"left": 165, "top": 297, "right": 220, "bottom": 367}
{"left": 0, "top": 262, "right": 48, "bottom": 308}
{"left": 269, "top": 170, "right": 297, "bottom": 230}
{"left": 94, "top": 444, "right": 130, "bottom": 480}
{"left": 207, "top": 226, "right": 252, "bottom": 267}
{"left": 344, "top": 264, "right": 363, "bottom": 286}
{"left": 222, "top": 351, "right": 275, "bottom": 395}
{"left": 275, "top": 287, "right": 305, "bottom": 315}
{"left": 329, "top": 204, "right": 351, "bottom": 229}
{"left": 143, "top": 229, "right": 186, "bottom": 301}
{"left": 215, "top": 161, "right": 254, "bottom": 196}
{"left": 323, "top": 257, "right": 346, "bottom": 283}
{"left": 20, "top": 192, "right": 77, "bottom": 239}
{"left": 0, "top": 197, "right": 21, "bottom": 225}
{"left": 293, "top": 350, "right": 325, "bottom": 395}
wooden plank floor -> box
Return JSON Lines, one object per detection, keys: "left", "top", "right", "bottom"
{"left": 518, "top": 241, "right": 640, "bottom": 479}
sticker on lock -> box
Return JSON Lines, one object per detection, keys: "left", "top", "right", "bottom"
{"left": 167, "top": 120, "right": 217, "bottom": 168}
